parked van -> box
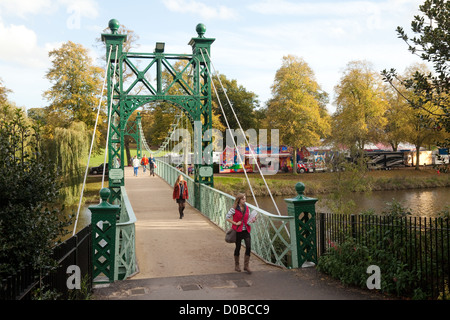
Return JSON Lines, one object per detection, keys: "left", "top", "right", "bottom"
{"left": 297, "top": 155, "right": 327, "bottom": 173}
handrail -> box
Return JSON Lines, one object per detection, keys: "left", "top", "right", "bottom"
{"left": 155, "top": 158, "right": 296, "bottom": 268}
{"left": 118, "top": 186, "right": 137, "bottom": 225}
{"left": 114, "top": 186, "right": 138, "bottom": 280}
{"left": 201, "top": 183, "right": 293, "bottom": 221}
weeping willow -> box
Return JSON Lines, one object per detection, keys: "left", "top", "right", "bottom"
{"left": 54, "top": 121, "right": 89, "bottom": 205}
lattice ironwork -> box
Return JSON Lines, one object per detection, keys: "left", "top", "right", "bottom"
{"left": 89, "top": 188, "right": 120, "bottom": 283}
{"left": 102, "top": 19, "right": 215, "bottom": 204}
{"left": 285, "top": 182, "right": 318, "bottom": 267}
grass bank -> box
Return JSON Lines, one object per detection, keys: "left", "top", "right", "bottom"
{"left": 213, "top": 168, "right": 450, "bottom": 197}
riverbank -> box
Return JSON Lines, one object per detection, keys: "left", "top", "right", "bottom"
{"left": 213, "top": 167, "right": 450, "bottom": 197}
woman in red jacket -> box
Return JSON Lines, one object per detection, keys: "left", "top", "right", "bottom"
{"left": 226, "top": 193, "right": 253, "bottom": 274}
{"left": 173, "top": 175, "right": 189, "bottom": 219}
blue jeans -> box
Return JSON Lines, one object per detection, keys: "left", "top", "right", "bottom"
{"left": 134, "top": 167, "right": 138, "bottom": 176}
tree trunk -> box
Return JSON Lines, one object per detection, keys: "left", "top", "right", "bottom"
{"left": 415, "top": 145, "right": 421, "bottom": 170}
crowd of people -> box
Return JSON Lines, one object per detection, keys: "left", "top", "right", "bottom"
{"left": 132, "top": 154, "right": 156, "bottom": 177}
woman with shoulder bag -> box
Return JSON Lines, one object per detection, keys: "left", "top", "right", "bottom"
{"left": 173, "top": 175, "right": 189, "bottom": 219}
{"left": 226, "top": 193, "right": 255, "bottom": 274}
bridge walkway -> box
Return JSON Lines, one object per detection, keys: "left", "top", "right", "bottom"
{"left": 92, "top": 167, "right": 387, "bottom": 300}
{"left": 123, "top": 166, "right": 274, "bottom": 279}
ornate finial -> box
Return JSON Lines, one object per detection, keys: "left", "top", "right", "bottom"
{"left": 295, "top": 182, "right": 305, "bottom": 196}
{"left": 109, "top": 19, "right": 120, "bottom": 34}
{"left": 99, "top": 187, "right": 111, "bottom": 202}
{"left": 196, "top": 23, "right": 206, "bottom": 38}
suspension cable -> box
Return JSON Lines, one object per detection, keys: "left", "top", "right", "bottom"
{"left": 202, "top": 48, "right": 283, "bottom": 217}
{"left": 72, "top": 45, "right": 113, "bottom": 236}
{"left": 199, "top": 49, "right": 259, "bottom": 208}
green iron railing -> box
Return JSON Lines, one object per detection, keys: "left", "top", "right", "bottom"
{"left": 89, "top": 186, "right": 137, "bottom": 283}
{"left": 155, "top": 158, "right": 298, "bottom": 268}
{"left": 91, "top": 158, "right": 315, "bottom": 283}
{"left": 115, "top": 186, "right": 138, "bottom": 281}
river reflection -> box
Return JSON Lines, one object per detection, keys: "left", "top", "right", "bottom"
{"left": 247, "top": 188, "right": 450, "bottom": 217}
{"left": 61, "top": 205, "right": 92, "bottom": 241}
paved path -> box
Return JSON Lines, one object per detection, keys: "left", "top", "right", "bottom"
{"left": 93, "top": 167, "right": 388, "bottom": 300}
{"left": 121, "top": 166, "right": 273, "bottom": 279}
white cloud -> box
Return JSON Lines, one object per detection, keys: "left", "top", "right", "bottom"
{"left": 247, "top": 0, "right": 422, "bottom": 31}
{"left": 162, "top": 0, "right": 238, "bottom": 21}
{"left": 59, "top": 0, "right": 99, "bottom": 19}
{"left": 0, "top": 21, "right": 49, "bottom": 68}
{"left": 0, "top": 0, "right": 99, "bottom": 20}
{"left": 0, "top": 0, "right": 54, "bottom": 18}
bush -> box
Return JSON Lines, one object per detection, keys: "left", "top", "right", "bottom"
{"left": 0, "top": 105, "right": 70, "bottom": 277}
{"left": 317, "top": 201, "right": 449, "bottom": 299}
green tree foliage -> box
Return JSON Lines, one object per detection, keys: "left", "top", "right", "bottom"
{"left": 0, "top": 104, "right": 70, "bottom": 276}
{"left": 382, "top": 0, "right": 450, "bottom": 142}
{"left": 266, "top": 55, "right": 331, "bottom": 151}
{"left": 54, "top": 121, "right": 89, "bottom": 204}
{"left": 0, "top": 78, "right": 11, "bottom": 105}
{"left": 399, "top": 64, "right": 448, "bottom": 169}
{"left": 332, "top": 60, "right": 388, "bottom": 153}
{"left": 212, "top": 73, "right": 259, "bottom": 132}
{"left": 381, "top": 79, "right": 411, "bottom": 151}
{"left": 43, "top": 41, "right": 104, "bottom": 132}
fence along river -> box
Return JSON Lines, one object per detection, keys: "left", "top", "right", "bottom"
{"left": 248, "top": 187, "right": 450, "bottom": 217}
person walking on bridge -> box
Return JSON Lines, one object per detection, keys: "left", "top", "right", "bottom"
{"left": 141, "top": 154, "right": 149, "bottom": 173}
{"left": 173, "top": 174, "right": 189, "bottom": 219}
{"left": 226, "top": 193, "right": 253, "bottom": 274}
{"left": 132, "top": 155, "right": 140, "bottom": 177}
{"left": 149, "top": 154, "right": 155, "bottom": 176}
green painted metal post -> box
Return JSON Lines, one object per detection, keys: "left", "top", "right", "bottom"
{"left": 89, "top": 188, "right": 120, "bottom": 283}
{"left": 101, "top": 19, "right": 127, "bottom": 204}
{"left": 285, "top": 182, "right": 318, "bottom": 268}
{"left": 189, "top": 23, "right": 215, "bottom": 211}
{"left": 136, "top": 112, "right": 142, "bottom": 158}
{"left": 101, "top": 19, "right": 215, "bottom": 205}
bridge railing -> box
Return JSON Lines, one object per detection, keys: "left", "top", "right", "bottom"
{"left": 154, "top": 159, "right": 297, "bottom": 269}
{"left": 115, "top": 186, "right": 138, "bottom": 280}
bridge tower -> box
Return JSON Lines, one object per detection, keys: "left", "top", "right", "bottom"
{"left": 101, "top": 19, "right": 215, "bottom": 204}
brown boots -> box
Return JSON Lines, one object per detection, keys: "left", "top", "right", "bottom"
{"left": 234, "top": 255, "right": 252, "bottom": 274}
{"left": 234, "top": 255, "right": 241, "bottom": 272}
{"left": 244, "top": 255, "right": 252, "bottom": 274}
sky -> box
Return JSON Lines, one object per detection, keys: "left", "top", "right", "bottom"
{"left": 0, "top": 0, "right": 425, "bottom": 114}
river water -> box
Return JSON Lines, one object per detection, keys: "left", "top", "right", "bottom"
{"left": 68, "top": 188, "right": 449, "bottom": 236}
{"left": 246, "top": 187, "right": 450, "bottom": 218}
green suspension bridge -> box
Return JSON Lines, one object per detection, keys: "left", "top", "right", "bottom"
{"left": 79, "top": 19, "right": 319, "bottom": 288}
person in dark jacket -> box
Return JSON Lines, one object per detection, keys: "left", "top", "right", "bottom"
{"left": 173, "top": 175, "right": 189, "bottom": 219}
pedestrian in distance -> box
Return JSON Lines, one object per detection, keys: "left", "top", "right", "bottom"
{"left": 226, "top": 193, "right": 256, "bottom": 274}
{"left": 149, "top": 154, "right": 155, "bottom": 176}
{"left": 173, "top": 174, "right": 188, "bottom": 219}
{"left": 132, "top": 155, "right": 140, "bottom": 177}
{"left": 141, "top": 154, "right": 149, "bottom": 173}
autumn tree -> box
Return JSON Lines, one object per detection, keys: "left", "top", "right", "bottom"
{"left": 400, "top": 64, "right": 447, "bottom": 169}
{"left": 381, "top": 80, "right": 411, "bottom": 151}
{"left": 331, "top": 60, "right": 388, "bottom": 154}
{"left": 0, "top": 78, "right": 11, "bottom": 106}
{"left": 266, "top": 55, "right": 331, "bottom": 161}
{"left": 43, "top": 41, "right": 104, "bottom": 132}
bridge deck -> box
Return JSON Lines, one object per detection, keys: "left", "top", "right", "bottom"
{"left": 123, "top": 167, "right": 275, "bottom": 279}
